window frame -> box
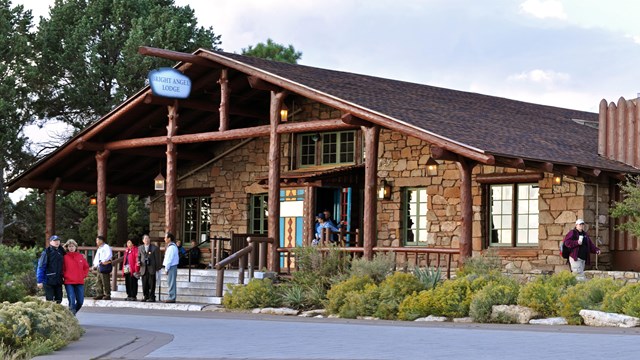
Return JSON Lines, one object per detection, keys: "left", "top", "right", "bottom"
{"left": 249, "top": 194, "right": 268, "bottom": 235}
{"left": 181, "top": 196, "right": 211, "bottom": 244}
{"left": 297, "top": 130, "right": 357, "bottom": 168}
{"left": 402, "top": 187, "right": 429, "bottom": 246}
{"left": 485, "top": 182, "right": 539, "bottom": 248}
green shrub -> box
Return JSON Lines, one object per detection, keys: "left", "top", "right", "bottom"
{"left": 280, "top": 283, "right": 307, "bottom": 310}
{"left": 0, "top": 246, "right": 40, "bottom": 303}
{"left": 602, "top": 283, "right": 640, "bottom": 315}
{"left": 0, "top": 299, "right": 83, "bottom": 358}
{"left": 470, "top": 278, "right": 520, "bottom": 323}
{"left": 373, "top": 272, "right": 425, "bottom": 319}
{"left": 413, "top": 266, "right": 442, "bottom": 290}
{"left": 430, "top": 277, "right": 472, "bottom": 318}
{"left": 398, "top": 289, "right": 436, "bottom": 321}
{"left": 222, "top": 278, "right": 282, "bottom": 310}
{"left": 338, "top": 283, "right": 380, "bottom": 319}
{"left": 457, "top": 249, "right": 501, "bottom": 277}
{"left": 325, "top": 275, "right": 374, "bottom": 314}
{"left": 349, "top": 253, "right": 394, "bottom": 284}
{"left": 558, "top": 278, "right": 623, "bottom": 325}
{"left": 517, "top": 271, "right": 577, "bottom": 317}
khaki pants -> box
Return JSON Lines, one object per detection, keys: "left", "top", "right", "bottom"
{"left": 569, "top": 257, "right": 586, "bottom": 281}
{"left": 96, "top": 272, "right": 111, "bottom": 297}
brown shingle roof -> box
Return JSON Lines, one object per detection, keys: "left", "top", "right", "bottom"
{"left": 211, "top": 51, "right": 635, "bottom": 173}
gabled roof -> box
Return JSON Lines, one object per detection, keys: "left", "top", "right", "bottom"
{"left": 8, "top": 48, "right": 637, "bottom": 194}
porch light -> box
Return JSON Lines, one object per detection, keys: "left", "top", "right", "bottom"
{"left": 552, "top": 174, "right": 563, "bottom": 186}
{"left": 426, "top": 157, "right": 439, "bottom": 176}
{"left": 378, "top": 180, "right": 392, "bottom": 200}
{"left": 154, "top": 172, "right": 165, "bottom": 191}
{"left": 280, "top": 103, "right": 289, "bottom": 122}
{"left": 89, "top": 196, "right": 97, "bottom": 206}
{"left": 311, "top": 133, "right": 320, "bottom": 142}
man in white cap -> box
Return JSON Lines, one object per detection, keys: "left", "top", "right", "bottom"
{"left": 562, "top": 219, "right": 600, "bottom": 280}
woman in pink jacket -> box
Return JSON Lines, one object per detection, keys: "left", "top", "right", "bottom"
{"left": 123, "top": 239, "right": 140, "bottom": 301}
{"left": 62, "top": 239, "right": 90, "bottom": 315}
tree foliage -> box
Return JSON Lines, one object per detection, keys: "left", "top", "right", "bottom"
{"left": 610, "top": 175, "right": 640, "bottom": 237}
{"left": 241, "top": 38, "right": 302, "bottom": 64}
{"left": 0, "top": 0, "right": 37, "bottom": 244}
{"left": 32, "top": 0, "right": 222, "bottom": 130}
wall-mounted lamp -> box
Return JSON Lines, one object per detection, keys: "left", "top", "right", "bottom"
{"left": 426, "top": 157, "right": 439, "bottom": 176}
{"left": 89, "top": 196, "right": 97, "bottom": 206}
{"left": 378, "top": 179, "right": 392, "bottom": 200}
{"left": 311, "top": 133, "right": 321, "bottom": 142}
{"left": 552, "top": 174, "right": 563, "bottom": 186}
{"left": 280, "top": 103, "right": 289, "bottom": 122}
{"left": 154, "top": 172, "right": 166, "bottom": 191}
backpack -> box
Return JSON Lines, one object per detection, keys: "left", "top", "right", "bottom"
{"left": 560, "top": 241, "right": 571, "bottom": 259}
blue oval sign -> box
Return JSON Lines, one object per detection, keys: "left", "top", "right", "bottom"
{"left": 148, "top": 68, "right": 192, "bottom": 99}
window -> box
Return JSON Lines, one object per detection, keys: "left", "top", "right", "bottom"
{"left": 250, "top": 194, "right": 268, "bottom": 235}
{"left": 298, "top": 131, "right": 356, "bottom": 167}
{"left": 488, "top": 183, "right": 539, "bottom": 247}
{"left": 182, "top": 196, "right": 211, "bottom": 244}
{"left": 403, "top": 188, "right": 429, "bottom": 245}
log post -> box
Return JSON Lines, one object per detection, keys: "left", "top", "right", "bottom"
{"left": 96, "top": 151, "right": 110, "bottom": 239}
{"left": 362, "top": 125, "right": 380, "bottom": 260}
{"left": 267, "top": 90, "right": 287, "bottom": 272}
{"left": 305, "top": 185, "right": 316, "bottom": 246}
{"left": 218, "top": 68, "right": 229, "bottom": 131}
{"left": 456, "top": 157, "right": 476, "bottom": 261}
{"left": 165, "top": 101, "right": 179, "bottom": 235}
{"left": 44, "top": 177, "right": 61, "bottom": 247}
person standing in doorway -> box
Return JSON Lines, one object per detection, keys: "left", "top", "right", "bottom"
{"left": 563, "top": 219, "right": 600, "bottom": 281}
{"left": 36, "top": 235, "right": 66, "bottom": 303}
{"left": 162, "top": 232, "right": 180, "bottom": 303}
{"left": 123, "top": 239, "right": 140, "bottom": 301}
{"left": 137, "top": 234, "right": 162, "bottom": 302}
{"left": 62, "top": 239, "right": 89, "bottom": 315}
{"left": 92, "top": 235, "right": 113, "bottom": 300}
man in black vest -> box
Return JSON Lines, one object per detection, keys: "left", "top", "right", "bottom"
{"left": 36, "top": 235, "right": 66, "bottom": 303}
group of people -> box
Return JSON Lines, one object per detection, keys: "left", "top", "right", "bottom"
{"left": 313, "top": 210, "right": 345, "bottom": 245}
{"left": 36, "top": 232, "right": 183, "bottom": 315}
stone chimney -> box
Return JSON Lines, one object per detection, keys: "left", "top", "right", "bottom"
{"left": 598, "top": 97, "right": 640, "bottom": 169}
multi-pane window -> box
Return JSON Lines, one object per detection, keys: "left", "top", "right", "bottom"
{"left": 489, "top": 184, "right": 539, "bottom": 246}
{"left": 403, "top": 188, "right": 429, "bottom": 245}
{"left": 182, "top": 196, "right": 211, "bottom": 244}
{"left": 250, "top": 194, "right": 268, "bottom": 235}
{"left": 298, "top": 131, "right": 356, "bottom": 167}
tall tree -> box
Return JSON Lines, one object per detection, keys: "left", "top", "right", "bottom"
{"left": 32, "top": 0, "right": 222, "bottom": 130}
{"left": 0, "top": 0, "right": 36, "bottom": 244}
{"left": 242, "top": 38, "right": 302, "bottom": 64}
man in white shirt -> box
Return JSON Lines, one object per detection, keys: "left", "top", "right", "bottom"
{"left": 92, "top": 235, "right": 113, "bottom": 300}
{"left": 162, "top": 232, "right": 180, "bottom": 303}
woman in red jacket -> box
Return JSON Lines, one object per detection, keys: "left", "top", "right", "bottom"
{"left": 62, "top": 239, "right": 90, "bottom": 315}
{"left": 123, "top": 239, "right": 140, "bottom": 301}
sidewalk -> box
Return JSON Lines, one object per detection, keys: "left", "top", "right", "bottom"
{"left": 33, "top": 325, "right": 172, "bottom": 359}
{"left": 56, "top": 297, "right": 221, "bottom": 311}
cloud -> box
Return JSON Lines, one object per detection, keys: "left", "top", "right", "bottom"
{"left": 520, "top": 0, "right": 567, "bottom": 20}
{"left": 507, "top": 69, "right": 570, "bottom": 86}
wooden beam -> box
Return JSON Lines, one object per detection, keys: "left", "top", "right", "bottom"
{"left": 341, "top": 113, "right": 372, "bottom": 127}
{"left": 456, "top": 159, "right": 476, "bottom": 261}
{"left": 555, "top": 165, "right": 578, "bottom": 177}
{"left": 247, "top": 76, "right": 282, "bottom": 92}
{"left": 198, "top": 50, "right": 496, "bottom": 165}
{"left": 476, "top": 172, "right": 544, "bottom": 184}
{"left": 267, "top": 90, "right": 287, "bottom": 272}
{"left": 165, "top": 101, "right": 179, "bottom": 235}
{"left": 96, "top": 150, "right": 110, "bottom": 239}
{"left": 362, "top": 125, "right": 380, "bottom": 260}
{"left": 218, "top": 68, "right": 229, "bottom": 131}
{"left": 526, "top": 161, "right": 554, "bottom": 173}
{"left": 138, "top": 46, "right": 221, "bottom": 68}
{"left": 277, "top": 118, "right": 360, "bottom": 134}
{"left": 76, "top": 140, "right": 104, "bottom": 152}
{"left": 15, "top": 179, "right": 153, "bottom": 195}
{"left": 430, "top": 146, "right": 460, "bottom": 162}
{"left": 494, "top": 156, "right": 525, "bottom": 169}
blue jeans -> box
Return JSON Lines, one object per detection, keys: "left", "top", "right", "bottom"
{"left": 65, "top": 284, "right": 85, "bottom": 315}
{"left": 167, "top": 265, "right": 177, "bottom": 301}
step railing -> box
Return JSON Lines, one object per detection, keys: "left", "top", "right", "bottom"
{"left": 213, "top": 236, "right": 273, "bottom": 297}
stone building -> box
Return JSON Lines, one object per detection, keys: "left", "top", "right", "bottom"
{"left": 8, "top": 48, "right": 640, "bottom": 273}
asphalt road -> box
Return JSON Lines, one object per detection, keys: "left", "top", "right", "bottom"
{"left": 38, "top": 308, "right": 640, "bottom": 359}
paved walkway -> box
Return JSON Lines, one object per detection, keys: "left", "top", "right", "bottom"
{"left": 34, "top": 306, "right": 640, "bottom": 360}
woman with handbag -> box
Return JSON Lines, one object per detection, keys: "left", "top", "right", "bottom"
{"left": 92, "top": 235, "right": 113, "bottom": 300}
{"left": 123, "top": 239, "right": 140, "bottom": 300}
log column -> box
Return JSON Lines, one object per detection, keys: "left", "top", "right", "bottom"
{"left": 165, "top": 101, "right": 179, "bottom": 235}
{"left": 362, "top": 125, "right": 380, "bottom": 260}
{"left": 456, "top": 157, "right": 476, "bottom": 261}
{"left": 304, "top": 185, "right": 317, "bottom": 246}
{"left": 267, "top": 90, "right": 287, "bottom": 272}
{"left": 218, "top": 68, "right": 229, "bottom": 131}
{"left": 44, "top": 177, "right": 61, "bottom": 246}
{"left": 96, "top": 151, "right": 110, "bottom": 238}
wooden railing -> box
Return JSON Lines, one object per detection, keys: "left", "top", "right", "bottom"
{"left": 277, "top": 245, "right": 459, "bottom": 279}
{"left": 77, "top": 246, "right": 127, "bottom": 291}
{"left": 213, "top": 236, "right": 272, "bottom": 297}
